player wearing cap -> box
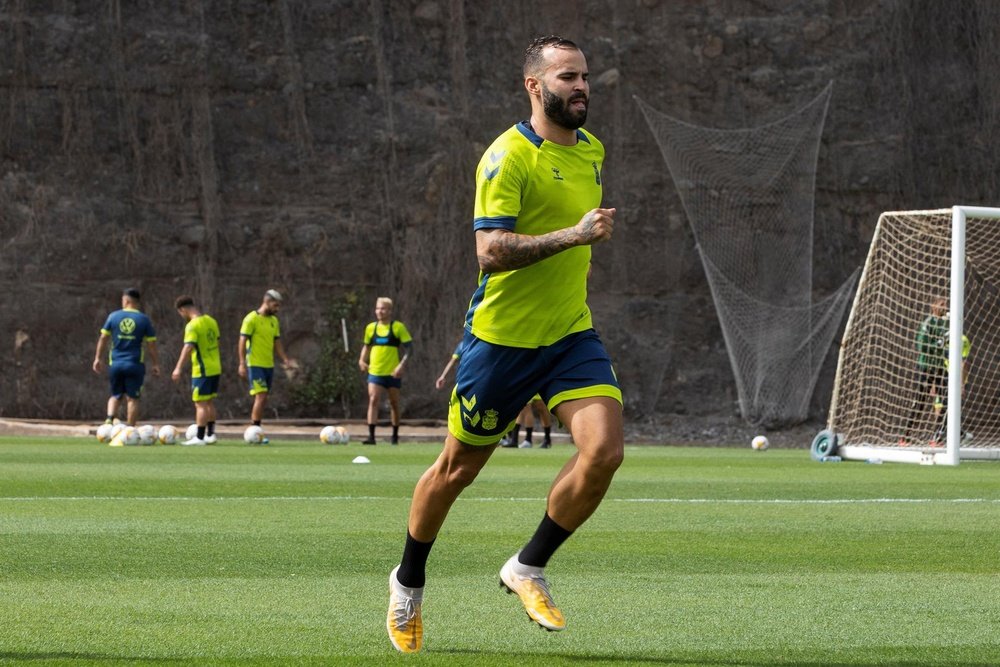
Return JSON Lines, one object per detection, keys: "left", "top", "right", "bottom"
{"left": 93, "top": 288, "right": 161, "bottom": 426}
{"left": 238, "top": 289, "right": 296, "bottom": 443}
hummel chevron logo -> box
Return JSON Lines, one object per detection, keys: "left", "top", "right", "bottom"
{"left": 483, "top": 151, "right": 505, "bottom": 181}
{"left": 461, "top": 394, "right": 477, "bottom": 411}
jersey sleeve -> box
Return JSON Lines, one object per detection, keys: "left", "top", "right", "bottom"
{"left": 101, "top": 314, "right": 113, "bottom": 335}
{"left": 274, "top": 317, "right": 281, "bottom": 339}
{"left": 395, "top": 321, "right": 413, "bottom": 344}
{"left": 363, "top": 322, "right": 375, "bottom": 345}
{"left": 473, "top": 142, "right": 528, "bottom": 232}
{"left": 183, "top": 320, "right": 198, "bottom": 345}
{"left": 240, "top": 312, "right": 255, "bottom": 337}
{"left": 143, "top": 317, "right": 156, "bottom": 341}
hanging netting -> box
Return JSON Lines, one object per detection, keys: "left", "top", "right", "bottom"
{"left": 637, "top": 84, "right": 858, "bottom": 427}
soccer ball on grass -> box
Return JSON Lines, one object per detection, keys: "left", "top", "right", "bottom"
{"left": 244, "top": 425, "right": 265, "bottom": 444}
{"left": 751, "top": 435, "right": 769, "bottom": 451}
{"left": 158, "top": 425, "right": 178, "bottom": 445}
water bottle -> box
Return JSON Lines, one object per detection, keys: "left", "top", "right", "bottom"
{"left": 820, "top": 455, "right": 842, "bottom": 463}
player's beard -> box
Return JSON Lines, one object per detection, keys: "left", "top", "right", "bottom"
{"left": 542, "top": 84, "right": 588, "bottom": 130}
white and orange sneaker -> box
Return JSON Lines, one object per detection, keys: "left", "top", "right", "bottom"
{"left": 387, "top": 565, "right": 423, "bottom": 653}
{"left": 499, "top": 554, "right": 565, "bottom": 632}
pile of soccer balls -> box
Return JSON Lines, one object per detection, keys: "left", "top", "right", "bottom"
{"left": 319, "top": 425, "right": 350, "bottom": 445}
{"left": 96, "top": 422, "right": 181, "bottom": 446}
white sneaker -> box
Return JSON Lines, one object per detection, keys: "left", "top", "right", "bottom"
{"left": 499, "top": 554, "right": 565, "bottom": 631}
{"left": 204, "top": 434, "right": 218, "bottom": 444}
{"left": 518, "top": 440, "right": 532, "bottom": 449}
{"left": 181, "top": 437, "right": 206, "bottom": 446}
{"left": 386, "top": 565, "right": 423, "bottom": 653}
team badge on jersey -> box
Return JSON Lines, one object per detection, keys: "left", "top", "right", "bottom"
{"left": 119, "top": 318, "right": 136, "bottom": 335}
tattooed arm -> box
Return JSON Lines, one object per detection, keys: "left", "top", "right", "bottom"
{"left": 476, "top": 207, "right": 617, "bottom": 273}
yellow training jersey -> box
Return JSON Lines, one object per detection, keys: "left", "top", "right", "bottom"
{"left": 363, "top": 320, "right": 412, "bottom": 377}
{"left": 240, "top": 310, "right": 281, "bottom": 368}
{"left": 184, "top": 314, "right": 221, "bottom": 378}
{"left": 466, "top": 122, "right": 604, "bottom": 348}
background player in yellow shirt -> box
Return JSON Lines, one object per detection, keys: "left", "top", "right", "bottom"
{"left": 238, "top": 289, "right": 296, "bottom": 443}
{"left": 358, "top": 297, "right": 412, "bottom": 445}
{"left": 387, "top": 36, "right": 621, "bottom": 653}
{"left": 171, "top": 295, "right": 222, "bottom": 446}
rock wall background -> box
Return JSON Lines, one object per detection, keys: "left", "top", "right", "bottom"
{"left": 2, "top": 0, "right": 999, "bottom": 428}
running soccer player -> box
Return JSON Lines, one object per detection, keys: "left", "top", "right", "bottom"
{"left": 358, "top": 297, "right": 413, "bottom": 445}
{"left": 92, "top": 287, "right": 160, "bottom": 426}
{"left": 387, "top": 35, "right": 622, "bottom": 653}
{"left": 238, "top": 289, "right": 296, "bottom": 443}
{"left": 171, "top": 296, "right": 222, "bottom": 446}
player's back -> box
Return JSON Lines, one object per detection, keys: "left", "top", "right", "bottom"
{"left": 103, "top": 308, "right": 155, "bottom": 366}
{"left": 185, "top": 315, "right": 222, "bottom": 377}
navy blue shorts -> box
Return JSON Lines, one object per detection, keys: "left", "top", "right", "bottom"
{"left": 448, "top": 328, "right": 621, "bottom": 445}
{"left": 248, "top": 366, "right": 274, "bottom": 395}
{"left": 108, "top": 362, "right": 144, "bottom": 399}
{"left": 191, "top": 375, "right": 220, "bottom": 402}
{"left": 368, "top": 374, "right": 402, "bottom": 389}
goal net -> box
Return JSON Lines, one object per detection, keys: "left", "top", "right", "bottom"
{"left": 828, "top": 207, "right": 1000, "bottom": 464}
{"left": 637, "top": 84, "right": 858, "bottom": 426}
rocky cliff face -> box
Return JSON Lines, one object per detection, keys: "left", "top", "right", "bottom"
{"left": 2, "top": 0, "right": 998, "bottom": 427}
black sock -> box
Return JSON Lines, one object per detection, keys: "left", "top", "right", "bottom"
{"left": 207, "top": 421, "right": 215, "bottom": 436}
{"left": 518, "top": 513, "right": 574, "bottom": 568}
{"left": 543, "top": 426, "right": 551, "bottom": 443}
{"left": 253, "top": 420, "right": 261, "bottom": 427}
{"left": 368, "top": 424, "right": 376, "bottom": 441}
{"left": 197, "top": 426, "right": 206, "bottom": 440}
{"left": 524, "top": 427, "right": 533, "bottom": 444}
{"left": 510, "top": 425, "right": 520, "bottom": 443}
{"left": 392, "top": 425, "right": 399, "bottom": 439}
{"left": 106, "top": 415, "right": 114, "bottom": 423}
{"left": 397, "top": 531, "right": 435, "bottom": 589}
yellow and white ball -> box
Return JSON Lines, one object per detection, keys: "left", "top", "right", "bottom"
{"left": 751, "top": 435, "right": 769, "bottom": 451}
{"left": 158, "top": 425, "right": 178, "bottom": 445}
{"left": 244, "top": 425, "right": 265, "bottom": 444}
{"left": 96, "top": 423, "right": 114, "bottom": 443}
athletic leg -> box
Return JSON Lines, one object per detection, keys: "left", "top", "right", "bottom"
{"left": 388, "top": 387, "right": 401, "bottom": 444}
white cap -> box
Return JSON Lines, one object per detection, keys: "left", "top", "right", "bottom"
{"left": 265, "top": 289, "right": 283, "bottom": 302}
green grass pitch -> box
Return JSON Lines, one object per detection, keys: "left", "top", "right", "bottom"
{"left": 2, "top": 437, "right": 1000, "bottom": 666}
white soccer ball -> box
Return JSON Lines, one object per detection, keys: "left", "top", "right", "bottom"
{"left": 244, "top": 425, "right": 265, "bottom": 444}
{"left": 335, "top": 426, "right": 350, "bottom": 444}
{"left": 121, "top": 426, "right": 141, "bottom": 446}
{"left": 137, "top": 424, "right": 157, "bottom": 446}
{"left": 96, "top": 423, "right": 114, "bottom": 443}
{"left": 186, "top": 423, "right": 199, "bottom": 440}
{"left": 319, "top": 425, "right": 338, "bottom": 444}
{"left": 751, "top": 435, "right": 769, "bottom": 451}
{"left": 110, "top": 423, "right": 126, "bottom": 440}
{"left": 158, "top": 425, "right": 178, "bottom": 445}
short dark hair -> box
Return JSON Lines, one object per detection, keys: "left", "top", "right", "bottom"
{"left": 174, "top": 295, "right": 195, "bottom": 310}
{"left": 523, "top": 35, "right": 579, "bottom": 76}
{"left": 122, "top": 287, "right": 141, "bottom": 301}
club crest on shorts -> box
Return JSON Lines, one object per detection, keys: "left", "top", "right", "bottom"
{"left": 482, "top": 409, "right": 499, "bottom": 431}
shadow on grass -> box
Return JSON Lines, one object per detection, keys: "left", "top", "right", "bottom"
{"left": 433, "top": 649, "right": 998, "bottom": 667}
{"left": 0, "top": 653, "right": 178, "bottom": 664}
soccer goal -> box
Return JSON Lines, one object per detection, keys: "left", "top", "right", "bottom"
{"left": 822, "top": 206, "right": 1000, "bottom": 465}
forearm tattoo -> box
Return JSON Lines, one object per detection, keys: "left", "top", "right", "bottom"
{"left": 478, "top": 226, "right": 582, "bottom": 273}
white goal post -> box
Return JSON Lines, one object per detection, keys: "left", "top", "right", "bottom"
{"left": 825, "top": 206, "right": 1000, "bottom": 465}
